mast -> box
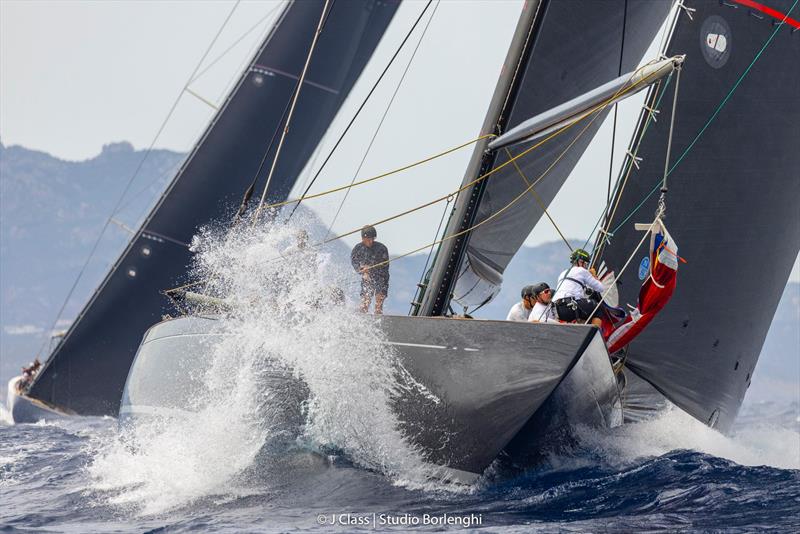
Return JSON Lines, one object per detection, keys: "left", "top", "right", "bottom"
{"left": 417, "top": 0, "right": 542, "bottom": 317}
{"left": 418, "top": 0, "right": 672, "bottom": 317}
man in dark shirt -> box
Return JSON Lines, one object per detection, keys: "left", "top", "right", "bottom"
{"left": 351, "top": 225, "right": 389, "bottom": 314}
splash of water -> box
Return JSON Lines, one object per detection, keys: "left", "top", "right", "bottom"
{"left": 89, "top": 219, "right": 434, "bottom": 515}
{"left": 572, "top": 406, "right": 800, "bottom": 471}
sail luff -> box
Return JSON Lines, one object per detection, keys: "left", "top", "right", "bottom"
{"left": 416, "top": 0, "right": 544, "bottom": 317}
{"left": 420, "top": 0, "right": 673, "bottom": 315}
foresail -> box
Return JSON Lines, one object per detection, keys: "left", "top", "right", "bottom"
{"left": 28, "top": 0, "right": 399, "bottom": 416}
{"left": 451, "top": 0, "right": 672, "bottom": 310}
{"left": 597, "top": 0, "right": 800, "bottom": 431}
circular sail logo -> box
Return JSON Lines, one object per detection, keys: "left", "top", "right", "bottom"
{"left": 638, "top": 256, "right": 650, "bottom": 280}
{"left": 700, "top": 16, "right": 732, "bottom": 69}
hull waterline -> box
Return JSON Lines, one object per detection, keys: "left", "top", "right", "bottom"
{"left": 7, "top": 377, "right": 72, "bottom": 424}
{"left": 120, "top": 314, "right": 621, "bottom": 481}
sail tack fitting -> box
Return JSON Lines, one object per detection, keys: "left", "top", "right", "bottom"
{"left": 488, "top": 55, "right": 685, "bottom": 152}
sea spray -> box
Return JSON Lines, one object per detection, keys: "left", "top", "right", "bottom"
{"left": 90, "top": 219, "right": 435, "bottom": 514}
{"left": 569, "top": 405, "right": 800, "bottom": 471}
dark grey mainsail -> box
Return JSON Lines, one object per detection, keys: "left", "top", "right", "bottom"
{"left": 28, "top": 0, "right": 399, "bottom": 417}
{"left": 597, "top": 0, "right": 800, "bottom": 431}
{"left": 417, "top": 0, "right": 672, "bottom": 316}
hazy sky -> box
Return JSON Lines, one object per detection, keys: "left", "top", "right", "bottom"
{"left": 2, "top": 0, "right": 798, "bottom": 279}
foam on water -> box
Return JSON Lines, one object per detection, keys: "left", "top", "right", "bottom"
{"left": 89, "top": 219, "right": 435, "bottom": 515}
{"left": 572, "top": 405, "right": 800, "bottom": 471}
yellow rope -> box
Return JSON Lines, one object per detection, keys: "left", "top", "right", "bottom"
{"left": 503, "top": 146, "right": 573, "bottom": 252}
{"left": 356, "top": 61, "right": 663, "bottom": 274}
{"left": 259, "top": 134, "right": 496, "bottom": 212}
{"left": 361, "top": 97, "right": 607, "bottom": 273}
{"left": 165, "top": 60, "right": 665, "bottom": 295}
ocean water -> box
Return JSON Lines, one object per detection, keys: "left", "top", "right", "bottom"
{"left": 2, "top": 404, "right": 798, "bottom": 532}
{"left": 2, "top": 222, "right": 798, "bottom": 532}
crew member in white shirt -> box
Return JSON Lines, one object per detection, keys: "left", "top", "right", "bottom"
{"left": 506, "top": 285, "right": 536, "bottom": 321}
{"left": 552, "top": 248, "right": 605, "bottom": 327}
{"left": 527, "top": 282, "right": 558, "bottom": 323}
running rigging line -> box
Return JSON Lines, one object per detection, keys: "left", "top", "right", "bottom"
{"left": 166, "top": 59, "right": 674, "bottom": 296}
{"left": 323, "top": 0, "right": 441, "bottom": 240}
{"left": 253, "top": 0, "right": 333, "bottom": 222}
{"left": 288, "top": 0, "right": 435, "bottom": 220}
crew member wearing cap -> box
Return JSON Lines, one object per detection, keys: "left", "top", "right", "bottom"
{"left": 527, "top": 282, "right": 558, "bottom": 323}
{"left": 552, "top": 248, "right": 605, "bottom": 327}
{"left": 351, "top": 225, "right": 390, "bottom": 314}
{"left": 506, "top": 285, "right": 536, "bottom": 322}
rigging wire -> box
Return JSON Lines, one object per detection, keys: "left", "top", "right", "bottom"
{"left": 253, "top": 0, "right": 333, "bottom": 222}
{"left": 590, "top": 75, "right": 671, "bottom": 262}
{"left": 323, "top": 0, "right": 441, "bottom": 240}
{"left": 288, "top": 0, "right": 435, "bottom": 220}
{"left": 233, "top": 1, "right": 337, "bottom": 224}
{"left": 409, "top": 194, "right": 453, "bottom": 315}
{"left": 191, "top": 1, "right": 285, "bottom": 85}
{"left": 117, "top": 4, "right": 281, "bottom": 221}
{"left": 584, "top": 217, "right": 661, "bottom": 325}
{"left": 35, "top": 1, "right": 242, "bottom": 360}
{"left": 166, "top": 60, "right": 667, "bottom": 295}
{"left": 606, "top": 0, "right": 628, "bottom": 221}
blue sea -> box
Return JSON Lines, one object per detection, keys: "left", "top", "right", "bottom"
{"left": 2, "top": 226, "right": 800, "bottom": 532}
{"left": 2, "top": 401, "right": 798, "bottom": 533}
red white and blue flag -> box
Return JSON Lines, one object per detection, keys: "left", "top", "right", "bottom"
{"left": 604, "top": 220, "right": 680, "bottom": 354}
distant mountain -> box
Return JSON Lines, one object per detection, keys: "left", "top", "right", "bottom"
{"left": 1, "top": 143, "right": 797, "bottom": 407}
{"left": 0, "top": 141, "right": 185, "bottom": 378}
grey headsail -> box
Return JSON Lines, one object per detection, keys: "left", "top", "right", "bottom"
{"left": 28, "top": 0, "right": 400, "bottom": 416}
{"left": 488, "top": 55, "right": 684, "bottom": 152}
{"left": 418, "top": 0, "right": 672, "bottom": 316}
{"left": 597, "top": 0, "right": 800, "bottom": 431}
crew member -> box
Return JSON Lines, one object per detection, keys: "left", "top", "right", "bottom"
{"left": 552, "top": 248, "right": 605, "bottom": 327}
{"left": 351, "top": 225, "right": 389, "bottom": 314}
{"left": 507, "top": 285, "right": 536, "bottom": 321}
{"left": 527, "top": 282, "right": 557, "bottom": 323}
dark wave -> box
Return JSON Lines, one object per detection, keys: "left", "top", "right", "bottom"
{"left": 1, "top": 414, "right": 798, "bottom": 533}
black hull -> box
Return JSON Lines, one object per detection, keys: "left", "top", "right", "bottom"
{"left": 121, "top": 315, "right": 619, "bottom": 481}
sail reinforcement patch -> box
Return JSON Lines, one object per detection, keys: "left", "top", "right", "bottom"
{"left": 701, "top": 16, "right": 733, "bottom": 69}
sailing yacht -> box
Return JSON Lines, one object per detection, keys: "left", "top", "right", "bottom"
{"left": 8, "top": 0, "right": 400, "bottom": 423}
{"left": 27, "top": 0, "right": 800, "bottom": 483}
{"left": 123, "top": 0, "right": 799, "bottom": 481}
